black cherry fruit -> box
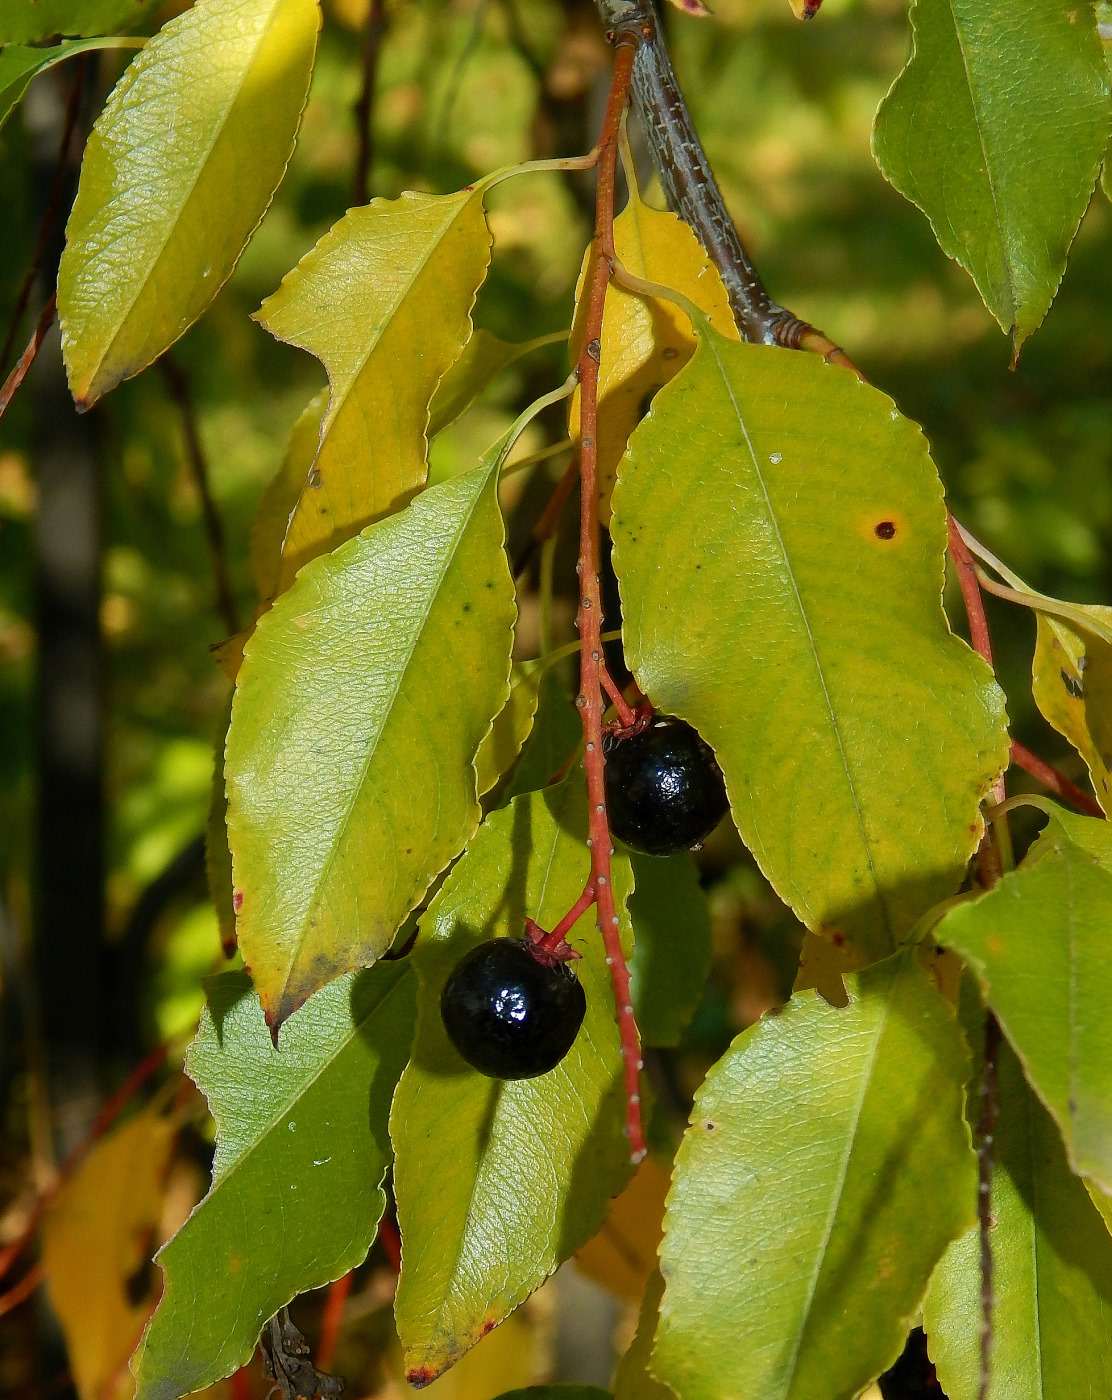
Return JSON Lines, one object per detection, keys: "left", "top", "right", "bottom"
{"left": 603, "top": 714, "right": 729, "bottom": 857}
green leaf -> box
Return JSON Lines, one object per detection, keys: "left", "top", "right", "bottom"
{"left": 391, "top": 780, "right": 635, "bottom": 1385}
{"left": 614, "top": 1271, "right": 676, "bottom": 1400}
{"left": 500, "top": 668, "right": 581, "bottom": 802}
{"left": 0, "top": 0, "right": 159, "bottom": 42}
{"left": 429, "top": 328, "right": 566, "bottom": 440}
{"left": 206, "top": 694, "right": 236, "bottom": 956}
{"left": 132, "top": 963, "right": 415, "bottom": 1400}
{"left": 936, "top": 804, "right": 1112, "bottom": 1193}
{"left": 255, "top": 187, "right": 493, "bottom": 589}
{"left": 226, "top": 440, "right": 515, "bottom": 1030}
{"left": 924, "top": 985, "right": 1112, "bottom": 1400}
{"left": 652, "top": 948, "right": 976, "bottom": 1400}
{"left": 250, "top": 388, "right": 327, "bottom": 606}
{"left": 0, "top": 39, "right": 140, "bottom": 129}
{"left": 872, "top": 0, "right": 1110, "bottom": 351}
{"left": 58, "top": 0, "right": 320, "bottom": 408}
{"left": 1031, "top": 608, "right": 1112, "bottom": 813}
{"left": 495, "top": 1391, "right": 611, "bottom": 1400}
{"left": 628, "top": 852, "right": 711, "bottom": 1049}
{"left": 610, "top": 332, "right": 1007, "bottom": 963}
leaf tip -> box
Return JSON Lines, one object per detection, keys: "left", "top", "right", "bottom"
{"left": 406, "top": 1369, "right": 439, "bottom": 1390}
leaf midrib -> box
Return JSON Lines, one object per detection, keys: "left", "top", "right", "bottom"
{"left": 702, "top": 333, "right": 889, "bottom": 937}
{"left": 87, "top": 0, "right": 291, "bottom": 391}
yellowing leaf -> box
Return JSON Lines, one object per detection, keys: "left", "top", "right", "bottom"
{"left": 569, "top": 177, "right": 737, "bottom": 524}
{"left": 575, "top": 1156, "right": 672, "bottom": 1302}
{"left": 475, "top": 658, "right": 545, "bottom": 797}
{"left": 1032, "top": 609, "right": 1112, "bottom": 813}
{"left": 42, "top": 1110, "right": 176, "bottom": 1400}
{"left": 58, "top": 0, "right": 320, "bottom": 407}
{"left": 256, "top": 189, "right": 493, "bottom": 589}
{"left": 250, "top": 388, "right": 327, "bottom": 606}
{"left": 791, "top": 929, "right": 867, "bottom": 1008}
{"left": 429, "top": 328, "right": 566, "bottom": 440}
{"left": 226, "top": 436, "right": 515, "bottom": 1029}
{"left": 611, "top": 332, "right": 1008, "bottom": 962}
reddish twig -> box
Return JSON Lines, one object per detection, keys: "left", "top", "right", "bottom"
{"left": 1009, "top": 740, "right": 1104, "bottom": 819}
{"left": 352, "top": 0, "right": 386, "bottom": 205}
{"left": 0, "top": 60, "right": 87, "bottom": 377}
{"left": 159, "top": 356, "right": 241, "bottom": 637}
{"left": 0, "top": 1042, "right": 168, "bottom": 1284}
{"left": 378, "top": 1215, "right": 401, "bottom": 1273}
{"left": 315, "top": 1270, "right": 354, "bottom": 1371}
{"left": 0, "top": 292, "right": 57, "bottom": 425}
{"left": 975, "top": 1012, "right": 1001, "bottom": 1400}
{"left": 572, "top": 37, "right": 645, "bottom": 1164}
{"left": 0, "top": 1261, "right": 43, "bottom": 1316}
{"left": 947, "top": 516, "right": 996, "bottom": 670}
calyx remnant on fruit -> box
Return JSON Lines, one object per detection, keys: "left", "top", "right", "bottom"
{"left": 603, "top": 713, "right": 729, "bottom": 857}
{"left": 440, "top": 937, "right": 587, "bottom": 1080}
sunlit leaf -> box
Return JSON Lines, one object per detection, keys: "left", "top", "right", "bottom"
{"left": 873, "top": 0, "right": 1110, "bottom": 350}
{"left": 575, "top": 1156, "right": 672, "bottom": 1302}
{"left": 133, "top": 964, "right": 415, "bottom": 1400}
{"left": 652, "top": 949, "right": 976, "bottom": 1400}
{"left": 611, "top": 332, "right": 1007, "bottom": 962}
{"left": 58, "top": 0, "right": 320, "bottom": 407}
{"left": 430, "top": 328, "right": 565, "bottom": 440}
{"left": 924, "top": 982, "right": 1112, "bottom": 1400}
{"left": 256, "top": 188, "right": 493, "bottom": 588}
{"left": 226, "top": 440, "right": 515, "bottom": 1029}
{"left": 936, "top": 803, "right": 1112, "bottom": 1193}
{"left": 569, "top": 173, "right": 737, "bottom": 524}
{"left": 1031, "top": 608, "right": 1112, "bottom": 813}
{"left": 0, "top": 0, "right": 159, "bottom": 42}
{"left": 250, "top": 388, "right": 327, "bottom": 606}
{"left": 628, "top": 852, "right": 710, "bottom": 1048}
{"left": 391, "top": 780, "right": 635, "bottom": 1385}
{"left": 42, "top": 1109, "right": 176, "bottom": 1400}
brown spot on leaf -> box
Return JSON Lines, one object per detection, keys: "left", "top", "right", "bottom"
{"left": 233, "top": 890, "right": 244, "bottom": 912}
{"left": 874, "top": 520, "right": 896, "bottom": 540}
{"left": 407, "top": 1370, "right": 438, "bottom": 1390}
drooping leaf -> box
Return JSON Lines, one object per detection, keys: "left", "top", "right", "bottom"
{"left": 500, "top": 668, "right": 581, "bottom": 802}
{"left": 628, "top": 852, "right": 711, "bottom": 1048}
{"left": 652, "top": 949, "right": 976, "bottom": 1400}
{"left": 475, "top": 658, "right": 547, "bottom": 797}
{"left": 575, "top": 1156, "right": 672, "bottom": 1303}
{"left": 58, "top": 0, "right": 319, "bottom": 408}
{"left": 225, "top": 440, "right": 515, "bottom": 1029}
{"left": 0, "top": 0, "right": 159, "bottom": 42}
{"left": 935, "top": 803, "right": 1112, "bottom": 1193}
{"left": 0, "top": 38, "right": 142, "bottom": 129}
{"left": 872, "top": 0, "right": 1110, "bottom": 350}
{"left": 42, "top": 1109, "right": 175, "bottom": 1400}
{"left": 611, "top": 331, "right": 1007, "bottom": 963}
{"left": 391, "top": 780, "right": 635, "bottom": 1385}
{"left": 429, "top": 328, "right": 566, "bottom": 440}
{"left": 250, "top": 388, "right": 327, "bottom": 606}
{"left": 924, "top": 983, "right": 1112, "bottom": 1400}
{"left": 568, "top": 172, "right": 737, "bottom": 524}
{"left": 1031, "top": 608, "right": 1112, "bottom": 813}
{"left": 614, "top": 1271, "right": 675, "bottom": 1400}
{"left": 133, "top": 964, "right": 415, "bottom": 1400}
{"left": 255, "top": 187, "right": 493, "bottom": 588}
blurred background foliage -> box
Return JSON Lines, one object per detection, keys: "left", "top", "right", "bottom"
{"left": 0, "top": 0, "right": 1108, "bottom": 1392}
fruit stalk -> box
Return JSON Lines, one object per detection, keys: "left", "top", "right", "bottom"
{"left": 574, "top": 37, "right": 646, "bottom": 1163}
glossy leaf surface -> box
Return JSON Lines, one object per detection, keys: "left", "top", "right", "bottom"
{"left": 569, "top": 174, "right": 737, "bottom": 524}
{"left": 226, "top": 445, "right": 515, "bottom": 1029}
{"left": 653, "top": 950, "right": 976, "bottom": 1400}
{"left": 628, "top": 852, "right": 711, "bottom": 1047}
{"left": 611, "top": 332, "right": 1007, "bottom": 961}
{"left": 256, "top": 188, "right": 492, "bottom": 587}
{"left": 392, "top": 781, "right": 635, "bottom": 1385}
{"left": 1031, "top": 608, "right": 1112, "bottom": 813}
{"left": 134, "top": 964, "right": 415, "bottom": 1400}
{"left": 936, "top": 804, "right": 1112, "bottom": 1192}
{"left": 58, "top": 0, "right": 320, "bottom": 407}
{"left": 924, "top": 992, "right": 1112, "bottom": 1400}
{"left": 873, "top": 0, "right": 1109, "bottom": 349}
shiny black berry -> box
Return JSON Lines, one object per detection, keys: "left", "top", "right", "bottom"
{"left": 603, "top": 715, "right": 729, "bottom": 857}
{"left": 440, "top": 938, "right": 587, "bottom": 1079}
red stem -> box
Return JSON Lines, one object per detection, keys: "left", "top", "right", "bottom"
{"left": 947, "top": 516, "right": 995, "bottom": 668}
{"left": 573, "top": 39, "right": 645, "bottom": 1164}
{"left": 599, "top": 667, "right": 637, "bottom": 728}
{"left": 315, "top": 1269, "right": 354, "bottom": 1371}
{"left": 0, "top": 1262, "right": 43, "bottom": 1317}
{"left": 0, "top": 292, "right": 57, "bottom": 425}
{"left": 1010, "top": 740, "right": 1104, "bottom": 819}
{"left": 378, "top": 1215, "right": 401, "bottom": 1273}
{"left": 548, "top": 884, "right": 596, "bottom": 947}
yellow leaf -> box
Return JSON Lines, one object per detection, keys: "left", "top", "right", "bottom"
{"left": 474, "top": 659, "right": 544, "bottom": 797}
{"left": 250, "top": 388, "right": 328, "bottom": 605}
{"left": 41, "top": 1111, "right": 176, "bottom": 1400}
{"left": 575, "top": 1156, "right": 672, "bottom": 1302}
{"left": 792, "top": 930, "right": 867, "bottom": 1008}
{"left": 59, "top": 0, "right": 320, "bottom": 407}
{"left": 568, "top": 175, "right": 737, "bottom": 525}
{"left": 1032, "top": 609, "right": 1112, "bottom": 813}
{"left": 256, "top": 188, "right": 493, "bottom": 590}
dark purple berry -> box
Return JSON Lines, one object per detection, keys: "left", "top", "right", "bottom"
{"left": 603, "top": 715, "right": 729, "bottom": 857}
{"left": 440, "top": 939, "right": 586, "bottom": 1079}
